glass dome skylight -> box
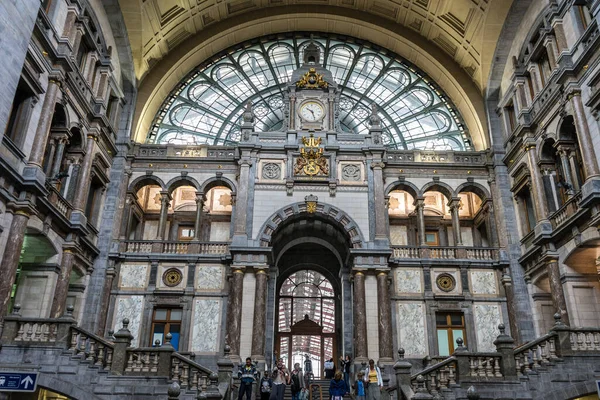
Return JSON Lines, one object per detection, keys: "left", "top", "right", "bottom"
{"left": 148, "top": 34, "right": 472, "bottom": 150}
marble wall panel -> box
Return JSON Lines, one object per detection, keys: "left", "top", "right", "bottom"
{"left": 389, "top": 225, "right": 408, "bottom": 245}
{"left": 473, "top": 303, "right": 501, "bottom": 352}
{"left": 209, "top": 222, "right": 231, "bottom": 242}
{"left": 395, "top": 269, "right": 422, "bottom": 294}
{"left": 365, "top": 275, "right": 380, "bottom": 361}
{"left": 196, "top": 265, "right": 224, "bottom": 290}
{"left": 431, "top": 269, "right": 461, "bottom": 295}
{"left": 396, "top": 302, "right": 427, "bottom": 356}
{"left": 157, "top": 265, "right": 186, "bottom": 290}
{"left": 119, "top": 264, "right": 149, "bottom": 289}
{"left": 113, "top": 295, "right": 144, "bottom": 347}
{"left": 191, "top": 298, "right": 222, "bottom": 353}
{"left": 470, "top": 270, "right": 497, "bottom": 295}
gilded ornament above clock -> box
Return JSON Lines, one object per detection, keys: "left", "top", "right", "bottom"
{"left": 296, "top": 68, "right": 328, "bottom": 89}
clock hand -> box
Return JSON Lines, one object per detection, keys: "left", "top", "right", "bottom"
{"left": 309, "top": 109, "right": 315, "bottom": 117}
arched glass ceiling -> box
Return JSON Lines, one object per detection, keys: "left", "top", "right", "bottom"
{"left": 148, "top": 34, "right": 472, "bottom": 150}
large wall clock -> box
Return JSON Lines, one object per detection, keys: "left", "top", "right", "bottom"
{"left": 299, "top": 101, "right": 325, "bottom": 122}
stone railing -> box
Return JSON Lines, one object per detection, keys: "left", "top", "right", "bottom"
{"left": 386, "top": 150, "right": 487, "bottom": 165}
{"left": 171, "top": 353, "right": 213, "bottom": 391}
{"left": 69, "top": 326, "right": 115, "bottom": 370}
{"left": 125, "top": 348, "right": 161, "bottom": 373}
{"left": 123, "top": 240, "right": 230, "bottom": 255}
{"left": 549, "top": 191, "right": 582, "bottom": 229}
{"left": 410, "top": 355, "right": 457, "bottom": 395}
{"left": 390, "top": 246, "right": 498, "bottom": 261}
{"left": 513, "top": 332, "right": 557, "bottom": 376}
{"left": 46, "top": 184, "right": 73, "bottom": 219}
{"left": 569, "top": 328, "right": 600, "bottom": 351}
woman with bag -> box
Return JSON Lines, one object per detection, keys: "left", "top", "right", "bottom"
{"left": 290, "top": 363, "right": 304, "bottom": 400}
{"left": 329, "top": 371, "right": 348, "bottom": 400}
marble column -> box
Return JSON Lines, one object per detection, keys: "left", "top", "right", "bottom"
{"left": 194, "top": 192, "right": 205, "bottom": 240}
{"left": 546, "top": 259, "right": 570, "bottom": 325}
{"left": 0, "top": 210, "right": 31, "bottom": 321}
{"left": 50, "top": 135, "right": 68, "bottom": 180}
{"left": 449, "top": 198, "right": 463, "bottom": 246}
{"left": 501, "top": 273, "right": 520, "bottom": 341}
{"left": 251, "top": 268, "right": 268, "bottom": 360}
{"left": 556, "top": 147, "right": 575, "bottom": 197}
{"left": 544, "top": 36, "right": 559, "bottom": 70}
{"left": 28, "top": 78, "right": 62, "bottom": 168}
{"left": 73, "top": 133, "right": 97, "bottom": 212}
{"left": 569, "top": 90, "right": 600, "bottom": 179}
{"left": 371, "top": 161, "right": 388, "bottom": 241}
{"left": 44, "top": 138, "right": 57, "bottom": 176}
{"left": 485, "top": 202, "right": 500, "bottom": 247}
{"left": 50, "top": 248, "right": 75, "bottom": 318}
{"left": 353, "top": 270, "right": 368, "bottom": 361}
{"left": 234, "top": 158, "right": 252, "bottom": 237}
{"left": 96, "top": 264, "right": 116, "bottom": 336}
{"left": 568, "top": 153, "right": 582, "bottom": 192}
{"left": 524, "top": 139, "right": 549, "bottom": 221}
{"left": 225, "top": 267, "right": 245, "bottom": 357}
{"left": 119, "top": 193, "right": 134, "bottom": 240}
{"left": 156, "top": 191, "right": 171, "bottom": 240}
{"left": 415, "top": 198, "right": 426, "bottom": 245}
{"left": 376, "top": 271, "right": 393, "bottom": 361}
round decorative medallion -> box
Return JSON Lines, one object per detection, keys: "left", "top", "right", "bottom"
{"left": 163, "top": 268, "right": 183, "bottom": 287}
{"left": 436, "top": 273, "right": 456, "bottom": 292}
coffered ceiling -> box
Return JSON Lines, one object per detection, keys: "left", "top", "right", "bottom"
{"left": 119, "top": 0, "right": 513, "bottom": 92}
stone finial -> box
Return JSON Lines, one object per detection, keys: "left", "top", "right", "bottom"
{"left": 455, "top": 337, "right": 466, "bottom": 352}
{"left": 190, "top": 352, "right": 196, "bottom": 361}
{"left": 415, "top": 375, "right": 427, "bottom": 392}
{"left": 242, "top": 102, "right": 254, "bottom": 124}
{"left": 155, "top": 339, "right": 161, "bottom": 347}
{"left": 224, "top": 344, "right": 231, "bottom": 356}
{"left": 197, "top": 390, "right": 207, "bottom": 400}
{"left": 554, "top": 312, "right": 565, "bottom": 326}
{"left": 66, "top": 304, "right": 74, "bottom": 317}
{"left": 107, "top": 330, "right": 114, "bottom": 339}
{"left": 168, "top": 381, "right": 181, "bottom": 399}
{"left": 165, "top": 332, "right": 172, "bottom": 344}
{"left": 12, "top": 303, "right": 21, "bottom": 316}
{"left": 398, "top": 348, "right": 405, "bottom": 359}
{"left": 466, "top": 386, "right": 480, "bottom": 400}
{"left": 498, "top": 323, "right": 505, "bottom": 335}
{"left": 122, "top": 318, "right": 130, "bottom": 329}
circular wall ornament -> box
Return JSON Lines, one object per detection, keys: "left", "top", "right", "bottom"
{"left": 436, "top": 273, "right": 456, "bottom": 292}
{"left": 163, "top": 268, "right": 183, "bottom": 287}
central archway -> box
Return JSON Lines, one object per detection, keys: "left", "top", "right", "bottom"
{"left": 268, "top": 212, "right": 355, "bottom": 375}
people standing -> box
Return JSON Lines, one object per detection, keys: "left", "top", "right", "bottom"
{"left": 329, "top": 371, "right": 348, "bottom": 400}
{"left": 259, "top": 371, "right": 273, "bottom": 400}
{"left": 270, "top": 358, "right": 290, "bottom": 400}
{"left": 290, "top": 362, "right": 304, "bottom": 400}
{"left": 339, "top": 355, "right": 351, "bottom": 389}
{"left": 324, "top": 358, "right": 334, "bottom": 379}
{"left": 304, "top": 354, "right": 313, "bottom": 387}
{"left": 238, "top": 357, "right": 259, "bottom": 400}
{"left": 353, "top": 372, "right": 365, "bottom": 400}
{"left": 363, "top": 360, "right": 382, "bottom": 400}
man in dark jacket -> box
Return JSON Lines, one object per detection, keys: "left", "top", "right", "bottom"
{"left": 238, "top": 357, "right": 259, "bottom": 400}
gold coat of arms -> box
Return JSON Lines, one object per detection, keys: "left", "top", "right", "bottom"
{"left": 294, "top": 134, "right": 329, "bottom": 177}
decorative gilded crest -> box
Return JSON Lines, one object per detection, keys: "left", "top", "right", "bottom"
{"left": 296, "top": 68, "right": 328, "bottom": 89}
{"left": 305, "top": 194, "right": 318, "bottom": 214}
{"left": 294, "top": 133, "right": 329, "bottom": 177}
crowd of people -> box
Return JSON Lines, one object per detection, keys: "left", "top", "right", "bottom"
{"left": 237, "top": 355, "right": 384, "bottom": 400}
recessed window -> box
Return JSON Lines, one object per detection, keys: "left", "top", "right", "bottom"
{"left": 436, "top": 312, "right": 466, "bottom": 356}
{"left": 425, "top": 231, "right": 439, "bottom": 246}
{"left": 151, "top": 308, "right": 182, "bottom": 351}
{"left": 178, "top": 227, "right": 195, "bottom": 240}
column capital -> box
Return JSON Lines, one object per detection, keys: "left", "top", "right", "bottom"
{"left": 565, "top": 88, "right": 582, "bottom": 101}
{"left": 447, "top": 197, "right": 462, "bottom": 208}
{"left": 159, "top": 190, "right": 172, "bottom": 201}
{"left": 413, "top": 197, "right": 425, "bottom": 208}
{"left": 370, "top": 161, "right": 385, "bottom": 170}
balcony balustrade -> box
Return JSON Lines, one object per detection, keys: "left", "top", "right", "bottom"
{"left": 391, "top": 245, "right": 499, "bottom": 261}
{"left": 122, "top": 240, "right": 229, "bottom": 255}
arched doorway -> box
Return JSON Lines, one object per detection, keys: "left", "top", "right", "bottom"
{"left": 275, "top": 270, "right": 336, "bottom": 378}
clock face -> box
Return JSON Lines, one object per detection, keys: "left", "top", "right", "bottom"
{"left": 300, "top": 101, "right": 325, "bottom": 122}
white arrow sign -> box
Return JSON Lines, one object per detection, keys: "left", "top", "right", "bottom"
{"left": 21, "top": 376, "right": 34, "bottom": 389}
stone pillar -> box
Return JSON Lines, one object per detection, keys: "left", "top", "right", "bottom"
{"left": 376, "top": 271, "right": 393, "bottom": 362}
{"left": 449, "top": 198, "right": 463, "bottom": 246}
{"left": 353, "top": 270, "right": 368, "bottom": 362}
{"left": 119, "top": 193, "right": 134, "bottom": 240}
{"left": 44, "top": 138, "right": 57, "bottom": 176}
{"left": 50, "top": 247, "right": 76, "bottom": 318}
{"left": 501, "top": 273, "right": 520, "bottom": 341}
{"left": 251, "top": 268, "right": 268, "bottom": 360}
{"left": 234, "top": 158, "right": 252, "bottom": 237}
{"left": 527, "top": 64, "right": 542, "bottom": 95}
{"left": 543, "top": 36, "right": 559, "bottom": 70}
{"left": 289, "top": 94, "right": 296, "bottom": 130}
{"left": 523, "top": 138, "right": 549, "bottom": 221}
{"left": 546, "top": 259, "right": 570, "bottom": 325}
{"left": 415, "top": 197, "right": 426, "bottom": 245}
{"left": 568, "top": 153, "right": 582, "bottom": 192}
{"left": 50, "top": 135, "right": 68, "bottom": 180}
{"left": 194, "top": 192, "right": 205, "bottom": 240}
{"left": 225, "top": 267, "right": 245, "bottom": 358}
{"left": 0, "top": 209, "right": 31, "bottom": 321}
{"left": 28, "top": 78, "right": 62, "bottom": 168}
{"left": 73, "top": 132, "right": 97, "bottom": 212}
{"left": 156, "top": 191, "right": 171, "bottom": 240}
{"left": 96, "top": 264, "right": 116, "bottom": 336}
{"left": 371, "top": 161, "right": 388, "bottom": 241}
{"left": 568, "top": 90, "right": 600, "bottom": 179}
{"left": 556, "top": 147, "right": 575, "bottom": 197}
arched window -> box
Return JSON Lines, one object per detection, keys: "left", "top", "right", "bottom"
{"left": 148, "top": 34, "right": 472, "bottom": 150}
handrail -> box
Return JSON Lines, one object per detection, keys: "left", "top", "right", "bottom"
{"left": 410, "top": 356, "right": 456, "bottom": 380}
{"left": 548, "top": 191, "right": 582, "bottom": 228}
{"left": 71, "top": 325, "right": 114, "bottom": 349}
{"left": 172, "top": 352, "right": 214, "bottom": 375}
{"left": 513, "top": 332, "right": 557, "bottom": 355}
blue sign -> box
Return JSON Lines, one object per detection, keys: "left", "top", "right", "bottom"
{"left": 0, "top": 372, "right": 38, "bottom": 392}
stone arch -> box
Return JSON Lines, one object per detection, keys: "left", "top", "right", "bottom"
{"left": 275, "top": 237, "right": 343, "bottom": 267}
{"left": 37, "top": 374, "right": 106, "bottom": 400}
{"left": 455, "top": 182, "right": 491, "bottom": 201}
{"left": 128, "top": 175, "right": 166, "bottom": 193}
{"left": 558, "top": 114, "right": 578, "bottom": 141}
{"left": 166, "top": 175, "right": 201, "bottom": 194}
{"left": 257, "top": 201, "right": 366, "bottom": 249}
{"left": 421, "top": 181, "right": 455, "bottom": 200}
{"left": 537, "top": 137, "right": 557, "bottom": 163}
{"left": 384, "top": 180, "right": 421, "bottom": 199}
{"left": 199, "top": 176, "right": 237, "bottom": 195}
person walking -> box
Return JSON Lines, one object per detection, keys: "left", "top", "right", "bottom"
{"left": 238, "top": 357, "right": 259, "bottom": 400}
{"left": 290, "top": 362, "right": 304, "bottom": 400}
{"left": 353, "top": 372, "right": 366, "bottom": 400}
{"left": 363, "top": 360, "right": 382, "bottom": 400}
{"left": 270, "top": 359, "right": 290, "bottom": 400}
{"left": 259, "top": 372, "right": 273, "bottom": 400}
{"left": 329, "top": 371, "right": 348, "bottom": 400}
{"left": 324, "top": 358, "right": 335, "bottom": 379}
{"left": 339, "top": 355, "right": 351, "bottom": 389}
